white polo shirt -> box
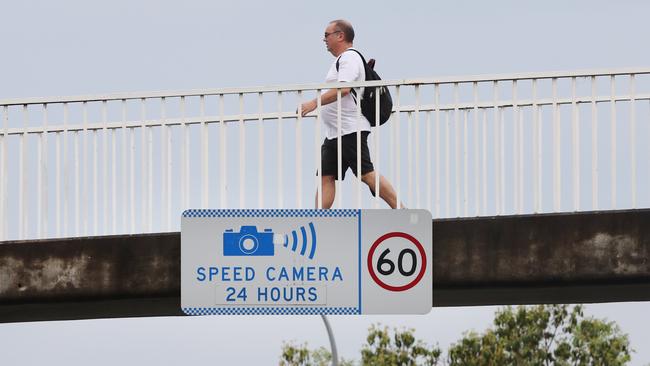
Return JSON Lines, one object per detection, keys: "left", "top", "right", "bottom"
{"left": 320, "top": 48, "right": 371, "bottom": 140}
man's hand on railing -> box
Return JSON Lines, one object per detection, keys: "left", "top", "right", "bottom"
{"left": 298, "top": 99, "right": 317, "bottom": 117}
{"left": 297, "top": 88, "right": 351, "bottom": 117}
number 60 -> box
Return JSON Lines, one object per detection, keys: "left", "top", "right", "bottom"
{"left": 377, "top": 248, "right": 417, "bottom": 276}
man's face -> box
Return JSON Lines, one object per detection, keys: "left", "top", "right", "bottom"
{"left": 323, "top": 23, "right": 342, "bottom": 56}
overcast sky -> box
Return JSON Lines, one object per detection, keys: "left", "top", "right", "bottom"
{"left": 1, "top": 0, "right": 650, "bottom": 365}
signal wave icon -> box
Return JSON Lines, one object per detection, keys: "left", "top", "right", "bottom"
{"left": 282, "top": 222, "right": 317, "bottom": 260}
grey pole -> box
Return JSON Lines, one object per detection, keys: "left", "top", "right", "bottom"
{"left": 321, "top": 314, "right": 339, "bottom": 366}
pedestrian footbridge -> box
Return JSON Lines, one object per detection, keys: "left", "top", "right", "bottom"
{"left": 1, "top": 68, "right": 650, "bottom": 322}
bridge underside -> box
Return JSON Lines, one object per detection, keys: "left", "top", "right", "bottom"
{"left": 1, "top": 209, "right": 649, "bottom": 323}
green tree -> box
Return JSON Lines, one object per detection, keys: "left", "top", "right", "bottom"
{"left": 280, "top": 305, "right": 633, "bottom": 366}
{"left": 360, "top": 325, "right": 442, "bottom": 366}
{"left": 280, "top": 326, "right": 440, "bottom": 366}
{"left": 280, "top": 341, "right": 311, "bottom": 366}
{"left": 280, "top": 342, "right": 355, "bottom": 366}
{"left": 447, "top": 305, "right": 632, "bottom": 366}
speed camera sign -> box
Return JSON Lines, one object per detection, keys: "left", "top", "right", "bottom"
{"left": 181, "top": 209, "right": 432, "bottom": 315}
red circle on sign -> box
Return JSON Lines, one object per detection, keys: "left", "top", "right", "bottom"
{"left": 367, "top": 232, "right": 427, "bottom": 292}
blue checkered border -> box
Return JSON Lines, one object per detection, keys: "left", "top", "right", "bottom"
{"left": 182, "top": 306, "right": 360, "bottom": 316}
{"left": 182, "top": 209, "right": 359, "bottom": 218}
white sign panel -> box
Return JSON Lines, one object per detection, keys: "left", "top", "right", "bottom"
{"left": 181, "top": 209, "right": 431, "bottom": 315}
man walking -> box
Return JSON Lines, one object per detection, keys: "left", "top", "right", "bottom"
{"left": 300, "top": 19, "right": 404, "bottom": 209}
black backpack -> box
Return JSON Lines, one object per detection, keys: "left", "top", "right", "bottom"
{"left": 336, "top": 49, "right": 393, "bottom": 126}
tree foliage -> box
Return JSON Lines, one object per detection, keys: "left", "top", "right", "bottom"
{"left": 280, "top": 326, "right": 439, "bottom": 366}
{"left": 280, "top": 305, "right": 632, "bottom": 366}
{"left": 360, "top": 325, "right": 442, "bottom": 366}
{"left": 280, "top": 342, "right": 355, "bottom": 366}
{"left": 447, "top": 305, "right": 631, "bottom": 366}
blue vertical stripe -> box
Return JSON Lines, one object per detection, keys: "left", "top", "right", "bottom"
{"left": 358, "top": 209, "right": 362, "bottom": 313}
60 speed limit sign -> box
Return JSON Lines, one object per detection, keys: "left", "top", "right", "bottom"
{"left": 361, "top": 210, "right": 432, "bottom": 314}
{"left": 368, "top": 232, "right": 427, "bottom": 292}
{"left": 181, "top": 209, "right": 431, "bottom": 315}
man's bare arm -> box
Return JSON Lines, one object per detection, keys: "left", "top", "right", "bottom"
{"left": 299, "top": 87, "right": 351, "bottom": 117}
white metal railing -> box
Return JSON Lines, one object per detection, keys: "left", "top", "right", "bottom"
{"left": 2, "top": 67, "right": 650, "bottom": 241}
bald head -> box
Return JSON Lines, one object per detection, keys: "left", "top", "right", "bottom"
{"left": 330, "top": 19, "right": 355, "bottom": 43}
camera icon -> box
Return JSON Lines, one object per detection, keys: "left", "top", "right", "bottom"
{"left": 223, "top": 226, "right": 275, "bottom": 256}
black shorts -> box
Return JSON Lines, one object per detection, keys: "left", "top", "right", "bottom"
{"left": 319, "top": 131, "right": 374, "bottom": 180}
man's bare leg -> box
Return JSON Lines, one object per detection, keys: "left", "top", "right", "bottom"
{"left": 361, "top": 171, "right": 405, "bottom": 209}
{"left": 316, "top": 175, "right": 336, "bottom": 209}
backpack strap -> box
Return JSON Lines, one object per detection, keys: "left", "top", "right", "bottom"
{"left": 335, "top": 48, "right": 368, "bottom": 73}
{"left": 335, "top": 49, "right": 368, "bottom": 104}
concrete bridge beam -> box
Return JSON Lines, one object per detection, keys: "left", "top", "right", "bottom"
{"left": 1, "top": 210, "right": 649, "bottom": 323}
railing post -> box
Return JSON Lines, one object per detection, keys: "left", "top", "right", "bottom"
{"left": 434, "top": 84, "right": 440, "bottom": 217}
{"left": 238, "top": 93, "right": 245, "bottom": 208}
{"left": 473, "top": 82, "right": 479, "bottom": 216}
{"left": 257, "top": 93, "right": 264, "bottom": 209}
{"left": 630, "top": 74, "right": 637, "bottom": 208}
{"left": 571, "top": 77, "right": 580, "bottom": 212}
{"left": 82, "top": 102, "right": 89, "bottom": 236}
{"left": 552, "top": 78, "right": 561, "bottom": 212}
{"left": 20, "top": 105, "right": 27, "bottom": 239}
{"left": 591, "top": 76, "right": 598, "bottom": 211}
{"left": 1, "top": 106, "right": 7, "bottom": 240}
{"left": 533, "top": 79, "right": 541, "bottom": 213}
{"left": 140, "top": 98, "right": 148, "bottom": 231}
{"left": 493, "top": 81, "right": 501, "bottom": 215}
{"left": 219, "top": 94, "right": 226, "bottom": 209}
{"left": 394, "top": 86, "right": 401, "bottom": 210}
{"left": 610, "top": 75, "right": 617, "bottom": 209}
{"left": 41, "top": 104, "right": 49, "bottom": 238}
{"left": 316, "top": 89, "right": 322, "bottom": 210}
{"left": 454, "top": 83, "right": 460, "bottom": 216}
{"left": 200, "top": 95, "right": 208, "bottom": 209}
{"left": 297, "top": 91, "right": 303, "bottom": 209}
{"left": 277, "top": 91, "right": 284, "bottom": 209}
